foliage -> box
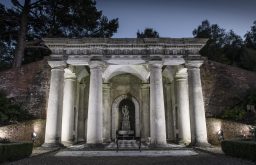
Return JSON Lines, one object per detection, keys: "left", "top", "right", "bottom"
{"left": 137, "top": 28, "right": 159, "bottom": 38}
{"left": 193, "top": 20, "right": 256, "bottom": 71}
{"left": 221, "top": 140, "right": 256, "bottom": 161}
{"left": 0, "top": 142, "right": 33, "bottom": 163}
{"left": 0, "top": 0, "right": 119, "bottom": 68}
{"left": 240, "top": 48, "right": 256, "bottom": 71}
{"left": 0, "top": 137, "right": 10, "bottom": 144}
{"left": 221, "top": 106, "right": 246, "bottom": 122}
{"left": 244, "top": 21, "right": 256, "bottom": 49}
{"left": 0, "top": 91, "right": 33, "bottom": 126}
{"left": 220, "top": 90, "right": 256, "bottom": 124}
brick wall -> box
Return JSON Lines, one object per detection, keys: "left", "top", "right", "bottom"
{"left": 0, "top": 59, "right": 50, "bottom": 118}
{"left": 206, "top": 118, "right": 251, "bottom": 145}
{"left": 0, "top": 119, "right": 45, "bottom": 146}
{"left": 201, "top": 60, "right": 256, "bottom": 116}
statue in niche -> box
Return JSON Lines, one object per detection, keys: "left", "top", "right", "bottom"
{"left": 121, "top": 105, "right": 131, "bottom": 130}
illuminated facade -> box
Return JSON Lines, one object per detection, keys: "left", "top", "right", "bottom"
{"left": 42, "top": 38, "right": 209, "bottom": 147}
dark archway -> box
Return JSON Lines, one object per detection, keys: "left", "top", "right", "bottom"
{"left": 118, "top": 98, "right": 135, "bottom": 133}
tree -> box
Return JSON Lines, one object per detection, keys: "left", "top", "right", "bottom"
{"left": 137, "top": 28, "right": 159, "bottom": 38}
{"left": 193, "top": 20, "right": 228, "bottom": 63}
{"left": 0, "top": 0, "right": 119, "bottom": 68}
{"left": 223, "top": 30, "right": 243, "bottom": 66}
{"left": 0, "top": 4, "right": 17, "bottom": 69}
{"left": 245, "top": 21, "right": 256, "bottom": 49}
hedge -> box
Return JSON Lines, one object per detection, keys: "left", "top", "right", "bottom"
{"left": 0, "top": 142, "right": 33, "bottom": 163}
{"left": 221, "top": 140, "right": 256, "bottom": 161}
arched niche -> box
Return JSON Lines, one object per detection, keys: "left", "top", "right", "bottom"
{"left": 111, "top": 94, "right": 140, "bottom": 139}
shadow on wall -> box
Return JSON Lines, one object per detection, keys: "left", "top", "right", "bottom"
{"left": 207, "top": 118, "right": 252, "bottom": 145}
{"left": 0, "top": 119, "right": 45, "bottom": 147}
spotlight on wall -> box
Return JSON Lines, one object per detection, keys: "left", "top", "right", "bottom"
{"left": 31, "top": 132, "right": 37, "bottom": 143}
{"left": 217, "top": 129, "right": 224, "bottom": 142}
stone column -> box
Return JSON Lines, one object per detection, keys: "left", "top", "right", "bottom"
{"left": 43, "top": 61, "right": 66, "bottom": 147}
{"left": 149, "top": 63, "right": 167, "bottom": 145}
{"left": 61, "top": 67, "right": 77, "bottom": 146}
{"left": 141, "top": 84, "right": 150, "bottom": 141}
{"left": 86, "top": 61, "right": 103, "bottom": 144}
{"left": 165, "top": 83, "right": 175, "bottom": 140}
{"left": 77, "top": 83, "right": 85, "bottom": 142}
{"left": 187, "top": 61, "right": 209, "bottom": 146}
{"left": 103, "top": 83, "right": 111, "bottom": 142}
{"left": 175, "top": 68, "right": 191, "bottom": 145}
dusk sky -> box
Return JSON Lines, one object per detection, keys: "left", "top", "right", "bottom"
{"left": 2, "top": 0, "right": 256, "bottom": 38}
{"left": 96, "top": 0, "right": 256, "bottom": 38}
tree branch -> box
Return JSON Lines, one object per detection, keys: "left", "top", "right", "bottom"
{"left": 11, "top": 0, "right": 24, "bottom": 9}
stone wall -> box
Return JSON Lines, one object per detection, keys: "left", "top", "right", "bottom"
{"left": 0, "top": 118, "right": 251, "bottom": 146}
{"left": 0, "top": 59, "right": 50, "bottom": 118}
{"left": 201, "top": 60, "right": 256, "bottom": 117}
{"left": 206, "top": 118, "right": 251, "bottom": 145}
{"left": 0, "top": 119, "right": 45, "bottom": 146}
{"left": 0, "top": 59, "right": 256, "bottom": 119}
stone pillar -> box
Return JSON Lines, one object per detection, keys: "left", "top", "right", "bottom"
{"left": 141, "top": 84, "right": 150, "bottom": 141}
{"left": 43, "top": 61, "right": 66, "bottom": 147}
{"left": 187, "top": 61, "right": 209, "bottom": 146}
{"left": 149, "top": 63, "right": 167, "bottom": 145}
{"left": 165, "top": 83, "right": 175, "bottom": 140}
{"left": 77, "top": 83, "right": 85, "bottom": 142}
{"left": 87, "top": 61, "right": 103, "bottom": 144}
{"left": 103, "top": 83, "right": 111, "bottom": 142}
{"left": 61, "top": 67, "right": 77, "bottom": 146}
{"left": 175, "top": 68, "right": 191, "bottom": 145}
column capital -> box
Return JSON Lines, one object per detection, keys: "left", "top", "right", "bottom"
{"left": 89, "top": 60, "right": 104, "bottom": 69}
{"left": 149, "top": 60, "right": 163, "bottom": 69}
{"left": 48, "top": 61, "right": 67, "bottom": 69}
{"left": 175, "top": 68, "right": 188, "bottom": 80}
{"left": 64, "top": 67, "right": 76, "bottom": 79}
{"left": 186, "top": 60, "right": 204, "bottom": 69}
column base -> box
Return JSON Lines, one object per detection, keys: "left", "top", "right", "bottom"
{"left": 42, "top": 142, "right": 64, "bottom": 148}
{"left": 103, "top": 138, "right": 111, "bottom": 143}
{"left": 61, "top": 141, "right": 75, "bottom": 147}
{"left": 192, "top": 142, "right": 211, "bottom": 148}
{"left": 178, "top": 139, "right": 191, "bottom": 146}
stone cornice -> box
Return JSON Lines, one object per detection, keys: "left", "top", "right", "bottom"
{"left": 43, "top": 38, "right": 207, "bottom": 64}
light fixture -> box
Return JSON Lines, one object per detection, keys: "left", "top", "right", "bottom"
{"left": 31, "top": 132, "right": 37, "bottom": 143}
{"left": 217, "top": 129, "right": 224, "bottom": 141}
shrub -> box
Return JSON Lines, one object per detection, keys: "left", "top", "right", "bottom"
{"left": 0, "top": 91, "right": 33, "bottom": 126}
{"left": 0, "top": 137, "right": 10, "bottom": 143}
{"left": 221, "top": 140, "right": 256, "bottom": 161}
{"left": 0, "top": 142, "right": 33, "bottom": 163}
{"left": 221, "top": 107, "right": 246, "bottom": 121}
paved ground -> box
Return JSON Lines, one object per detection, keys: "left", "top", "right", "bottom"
{"left": 4, "top": 149, "right": 255, "bottom": 165}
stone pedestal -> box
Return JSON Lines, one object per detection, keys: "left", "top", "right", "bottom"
{"left": 61, "top": 67, "right": 77, "bottom": 146}
{"left": 86, "top": 61, "right": 103, "bottom": 144}
{"left": 43, "top": 61, "right": 66, "bottom": 147}
{"left": 149, "top": 63, "right": 167, "bottom": 144}
{"left": 175, "top": 68, "right": 191, "bottom": 145}
{"left": 187, "top": 61, "right": 209, "bottom": 146}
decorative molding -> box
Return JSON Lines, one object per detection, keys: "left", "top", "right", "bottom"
{"left": 44, "top": 38, "right": 207, "bottom": 63}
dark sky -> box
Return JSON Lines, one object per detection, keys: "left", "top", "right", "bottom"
{"left": 2, "top": 0, "right": 256, "bottom": 38}
{"left": 96, "top": 0, "right": 256, "bottom": 38}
